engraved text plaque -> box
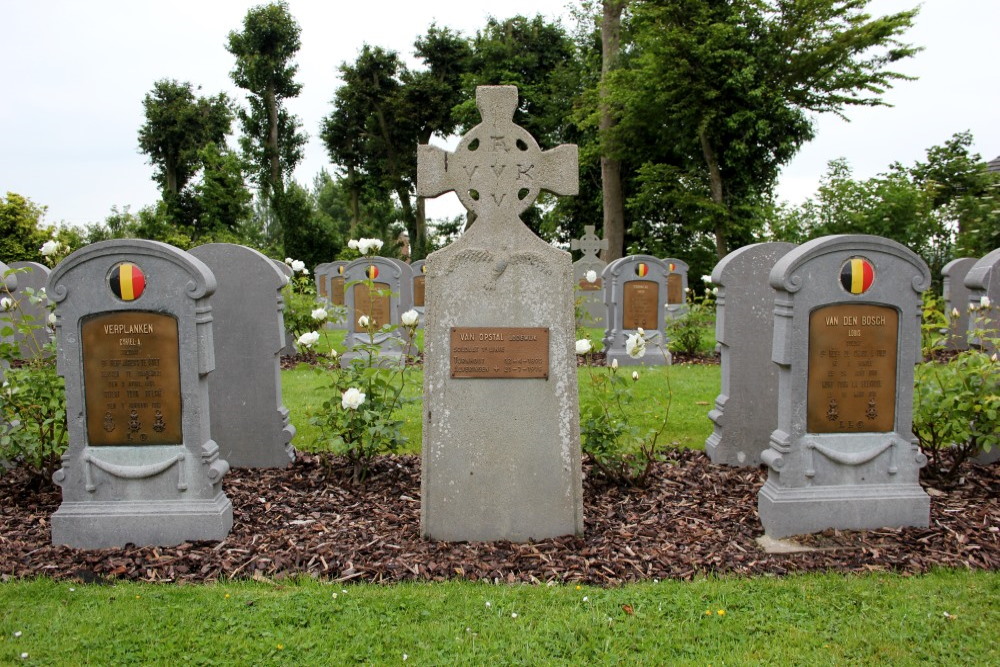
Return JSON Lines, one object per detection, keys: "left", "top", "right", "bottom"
{"left": 623, "top": 281, "right": 659, "bottom": 330}
{"left": 413, "top": 275, "right": 426, "bottom": 307}
{"left": 82, "top": 311, "right": 183, "bottom": 446}
{"left": 331, "top": 276, "right": 345, "bottom": 306}
{"left": 450, "top": 327, "right": 549, "bottom": 379}
{"left": 353, "top": 282, "right": 391, "bottom": 327}
{"left": 807, "top": 304, "right": 898, "bottom": 433}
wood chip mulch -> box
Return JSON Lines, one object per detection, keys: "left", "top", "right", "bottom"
{"left": 2, "top": 450, "right": 997, "bottom": 585}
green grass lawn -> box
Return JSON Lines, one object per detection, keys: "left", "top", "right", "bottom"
{"left": 2, "top": 571, "right": 995, "bottom": 664}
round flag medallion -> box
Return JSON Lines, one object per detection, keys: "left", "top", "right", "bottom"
{"left": 635, "top": 263, "right": 649, "bottom": 278}
{"left": 338, "top": 265, "right": 345, "bottom": 275}
{"left": 366, "top": 265, "right": 380, "bottom": 280}
{"left": 839, "top": 257, "right": 875, "bottom": 295}
{"left": 109, "top": 262, "right": 146, "bottom": 301}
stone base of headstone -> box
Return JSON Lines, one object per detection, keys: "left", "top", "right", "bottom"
{"left": 758, "top": 481, "right": 929, "bottom": 539}
{"left": 340, "top": 336, "right": 408, "bottom": 368}
{"left": 52, "top": 493, "right": 233, "bottom": 549}
{"left": 973, "top": 446, "right": 1000, "bottom": 465}
{"left": 604, "top": 335, "right": 671, "bottom": 367}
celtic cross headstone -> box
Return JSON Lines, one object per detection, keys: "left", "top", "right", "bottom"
{"left": 571, "top": 225, "right": 608, "bottom": 326}
{"left": 417, "top": 85, "right": 583, "bottom": 542}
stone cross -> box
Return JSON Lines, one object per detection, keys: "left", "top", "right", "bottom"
{"left": 571, "top": 226, "right": 607, "bottom": 259}
{"left": 418, "top": 86, "right": 577, "bottom": 220}
{"left": 416, "top": 85, "right": 583, "bottom": 543}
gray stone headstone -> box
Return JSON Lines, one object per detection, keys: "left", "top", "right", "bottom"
{"left": 410, "top": 259, "right": 426, "bottom": 329}
{"left": 601, "top": 255, "right": 671, "bottom": 366}
{"left": 340, "top": 256, "right": 414, "bottom": 367}
{"left": 325, "top": 261, "right": 350, "bottom": 330}
{"left": 48, "top": 240, "right": 232, "bottom": 548}
{"left": 417, "top": 85, "right": 583, "bottom": 542}
{"left": 964, "top": 247, "right": 999, "bottom": 355}
{"left": 7, "top": 261, "right": 53, "bottom": 359}
{"left": 190, "top": 244, "right": 295, "bottom": 468}
{"left": 273, "top": 260, "right": 298, "bottom": 356}
{"left": 661, "top": 257, "right": 690, "bottom": 320}
{"left": 571, "top": 226, "right": 608, "bottom": 327}
{"left": 942, "top": 257, "right": 977, "bottom": 351}
{"left": 758, "top": 234, "right": 931, "bottom": 538}
{"left": 0, "top": 261, "right": 16, "bottom": 382}
{"left": 314, "top": 262, "right": 334, "bottom": 304}
{"left": 705, "top": 242, "right": 796, "bottom": 467}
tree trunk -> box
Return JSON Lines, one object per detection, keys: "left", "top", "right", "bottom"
{"left": 698, "top": 126, "right": 729, "bottom": 259}
{"left": 266, "top": 83, "right": 282, "bottom": 198}
{"left": 599, "top": 0, "right": 627, "bottom": 263}
{"left": 347, "top": 165, "right": 360, "bottom": 236}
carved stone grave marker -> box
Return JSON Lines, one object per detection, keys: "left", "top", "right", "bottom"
{"left": 5, "top": 261, "right": 52, "bottom": 359}
{"left": 942, "top": 257, "right": 977, "bottom": 351}
{"left": 663, "top": 257, "right": 689, "bottom": 320}
{"left": 340, "top": 256, "right": 413, "bottom": 367}
{"left": 571, "top": 225, "right": 608, "bottom": 327}
{"left": 417, "top": 85, "right": 583, "bottom": 541}
{"left": 601, "top": 255, "right": 671, "bottom": 366}
{"left": 47, "top": 240, "right": 232, "bottom": 548}
{"left": 964, "top": 247, "right": 999, "bottom": 355}
{"left": 191, "top": 244, "right": 295, "bottom": 468}
{"left": 410, "top": 259, "right": 426, "bottom": 329}
{"left": 758, "top": 235, "right": 930, "bottom": 538}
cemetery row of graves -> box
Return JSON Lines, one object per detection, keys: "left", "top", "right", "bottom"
{"left": 0, "top": 86, "right": 996, "bottom": 583}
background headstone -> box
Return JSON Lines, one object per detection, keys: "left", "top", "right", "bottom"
{"left": 417, "top": 85, "right": 583, "bottom": 542}
{"left": 410, "top": 259, "right": 426, "bottom": 329}
{"left": 326, "top": 261, "right": 350, "bottom": 330}
{"left": 706, "top": 242, "right": 796, "bottom": 467}
{"left": 191, "top": 244, "right": 296, "bottom": 468}
{"left": 941, "top": 257, "right": 977, "bottom": 351}
{"left": 273, "top": 260, "right": 297, "bottom": 356}
{"left": 571, "top": 225, "right": 608, "bottom": 327}
{"left": 47, "top": 240, "right": 232, "bottom": 548}
{"left": 0, "top": 262, "right": 16, "bottom": 382}
{"left": 601, "top": 255, "right": 671, "bottom": 366}
{"left": 314, "top": 262, "right": 333, "bottom": 303}
{"left": 758, "top": 234, "right": 930, "bottom": 538}
{"left": 340, "top": 256, "right": 413, "bottom": 367}
{"left": 964, "top": 247, "right": 999, "bottom": 355}
{"left": 6, "top": 261, "right": 53, "bottom": 359}
{"left": 662, "top": 257, "right": 690, "bottom": 320}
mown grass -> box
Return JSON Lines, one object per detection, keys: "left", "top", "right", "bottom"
{"left": 1, "top": 571, "right": 995, "bottom": 664}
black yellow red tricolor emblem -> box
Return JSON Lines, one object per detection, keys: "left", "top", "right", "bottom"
{"left": 110, "top": 263, "right": 146, "bottom": 301}
{"left": 338, "top": 265, "right": 345, "bottom": 275}
{"left": 636, "top": 263, "right": 649, "bottom": 278}
{"left": 366, "top": 265, "right": 379, "bottom": 279}
{"left": 840, "top": 257, "right": 875, "bottom": 294}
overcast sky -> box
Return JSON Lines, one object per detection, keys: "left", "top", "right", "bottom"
{"left": 2, "top": 0, "right": 998, "bottom": 230}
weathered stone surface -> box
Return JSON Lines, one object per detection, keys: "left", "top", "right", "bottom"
{"left": 706, "top": 242, "right": 796, "bottom": 467}
{"left": 0, "top": 261, "right": 15, "bottom": 382}
{"left": 417, "top": 85, "right": 583, "bottom": 542}
{"left": 964, "top": 247, "right": 999, "bottom": 355}
{"left": 601, "top": 255, "right": 672, "bottom": 367}
{"left": 48, "top": 240, "right": 232, "bottom": 548}
{"left": 941, "top": 257, "right": 977, "bottom": 350}
{"left": 410, "top": 259, "right": 426, "bottom": 329}
{"left": 571, "top": 226, "right": 607, "bottom": 327}
{"left": 662, "top": 257, "right": 690, "bottom": 320}
{"left": 5, "top": 261, "right": 52, "bottom": 359}
{"left": 190, "top": 244, "right": 295, "bottom": 468}
{"left": 758, "top": 235, "right": 930, "bottom": 538}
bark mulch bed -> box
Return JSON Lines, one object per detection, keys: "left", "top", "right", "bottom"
{"left": 2, "top": 450, "right": 997, "bottom": 585}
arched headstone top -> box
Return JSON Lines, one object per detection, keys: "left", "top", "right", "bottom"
{"left": 964, "top": 247, "right": 1000, "bottom": 291}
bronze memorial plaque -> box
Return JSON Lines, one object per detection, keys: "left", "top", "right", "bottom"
{"left": 353, "top": 282, "right": 391, "bottom": 327}
{"left": 331, "top": 276, "right": 345, "bottom": 306}
{"left": 82, "top": 311, "right": 183, "bottom": 446}
{"left": 317, "top": 277, "right": 328, "bottom": 299}
{"left": 450, "top": 327, "right": 549, "bottom": 379}
{"left": 807, "top": 303, "right": 898, "bottom": 433}
{"left": 413, "top": 275, "right": 426, "bottom": 307}
{"left": 622, "top": 281, "right": 659, "bottom": 330}
{"left": 667, "top": 274, "right": 683, "bottom": 305}
{"left": 578, "top": 277, "right": 603, "bottom": 291}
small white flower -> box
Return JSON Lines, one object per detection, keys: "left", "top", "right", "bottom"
{"left": 583, "top": 596, "right": 589, "bottom": 602}
{"left": 341, "top": 387, "right": 366, "bottom": 410}
{"left": 611, "top": 358, "right": 618, "bottom": 370}
{"left": 575, "top": 339, "right": 592, "bottom": 355}
{"left": 332, "top": 593, "right": 338, "bottom": 598}
{"left": 401, "top": 309, "right": 419, "bottom": 327}
{"left": 284, "top": 257, "right": 293, "bottom": 264}
{"left": 632, "top": 371, "right": 639, "bottom": 381}
{"left": 301, "top": 267, "right": 310, "bottom": 275}
{"left": 290, "top": 259, "right": 306, "bottom": 274}
{"left": 712, "top": 287, "right": 719, "bottom": 295}
{"left": 637, "top": 327, "right": 644, "bottom": 336}
{"left": 311, "top": 308, "right": 328, "bottom": 321}
{"left": 992, "top": 353, "right": 998, "bottom": 362}
{"left": 347, "top": 239, "right": 360, "bottom": 250}
{"left": 47, "top": 312, "right": 57, "bottom": 326}
{"left": 358, "top": 315, "right": 371, "bottom": 328}
{"left": 296, "top": 331, "right": 320, "bottom": 348}
{"left": 951, "top": 307, "right": 960, "bottom": 318}
{"left": 982, "top": 295, "right": 992, "bottom": 309}
{"left": 403, "top": 655, "right": 408, "bottom": 661}
{"left": 13, "top": 631, "right": 22, "bottom": 638}
{"left": 585, "top": 270, "right": 597, "bottom": 283}
{"left": 40, "top": 239, "right": 61, "bottom": 257}
{"left": 485, "top": 601, "right": 492, "bottom": 608}
{"left": 625, "top": 332, "right": 646, "bottom": 359}
{"left": 358, "top": 238, "right": 384, "bottom": 255}
{"left": 20, "top": 653, "right": 28, "bottom": 660}
{"left": 511, "top": 613, "right": 518, "bottom": 618}
{"left": 0, "top": 297, "right": 13, "bottom": 311}
{"left": 701, "top": 274, "right": 712, "bottom": 284}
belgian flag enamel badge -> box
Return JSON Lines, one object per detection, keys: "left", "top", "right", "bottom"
{"left": 366, "top": 265, "right": 380, "bottom": 279}
{"left": 840, "top": 257, "right": 875, "bottom": 295}
{"left": 109, "top": 263, "right": 146, "bottom": 301}
{"left": 635, "top": 263, "right": 649, "bottom": 278}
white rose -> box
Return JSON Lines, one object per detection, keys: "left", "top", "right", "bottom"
{"left": 296, "top": 331, "right": 320, "bottom": 348}
{"left": 301, "top": 267, "right": 309, "bottom": 275}
{"left": 625, "top": 332, "right": 646, "bottom": 359}
{"left": 401, "top": 309, "right": 419, "bottom": 327}
{"left": 632, "top": 371, "right": 639, "bottom": 381}
{"left": 284, "top": 257, "right": 293, "bottom": 264}
{"left": 0, "top": 297, "right": 13, "bottom": 311}
{"left": 311, "top": 308, "right": 328, "bottom": 321}
{"left": 951, "top": 307, "right": 960, "bottom": 318}
{"left": 348, "top": 239, "right": 360, "bottom": 250}
{"left": 982, "top": 295, "right": 992, "bottom": 309}
{"left": 575, "top": 339, "right": 592, "bottom": 355}
{"left": 290, "top": 259, "right": 306, "bottom": 274}
{"left": 701, "top": 274, "right": 712, "bottom": 284}
{"left": 39, "top": 240, "right": 61, "bottom": 257}
{"left": 47, "top": 312, "right": 57, "bottom": 326}
{"left": 712, "top": 287, "right": 719, "bottom": 295}
{"left": 637, "top": 327, "right": 644, "bottom": 336}
{"left": 611, "top": 358, "right": 618, "bottom": 369}
{"left": 358, "top": 315, "right": 371, "bottom": 328}
{"left": 341, "top": 387, "right": 366, "bottom": 410}
{"left": 585, "top": 270, "right": 597, "bottom": 283}
{"left": 368, "top": 238, "right": 384, "bottom": 254}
